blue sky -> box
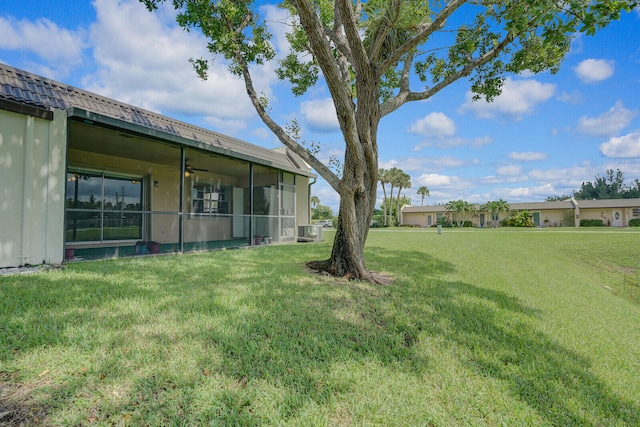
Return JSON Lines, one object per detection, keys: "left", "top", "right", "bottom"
{"left": 2, "top": 1, "right": 639, "bottom": 213}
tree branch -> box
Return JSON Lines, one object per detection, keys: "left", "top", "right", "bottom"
{"left": 323, "top": 6, "right": 355, "bottom": 86}
{"left": 381, "top": 33, "right": 513, "bottom": 117}
{"left": 292, "top": 0, "right": 360, "bottom": 164}
{"left": 335, "top": 0, "right": 370, "bottom": 75}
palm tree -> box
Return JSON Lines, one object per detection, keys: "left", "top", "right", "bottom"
{"left": 445, "top": 199, "right": 475, "bottom": 227}
{"left": 395, "top": 172, "right": 411, "bottom": 225}
{"left": 310, "top": 195, "right": 320, "bottom": 209}
{"left": 386, "top": 167, "right": 400, "bottom": 225}
{"left": 417, "top": 186, "right": 430, "bottom": 205}
{"left": 378, "top": 168, "right": 389, "bottom": 226}
{"left": 480, "top": 199, "right": 510, "bottom": 227}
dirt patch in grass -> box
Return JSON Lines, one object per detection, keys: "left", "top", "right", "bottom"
{"left": 0, "top": 375, "right": 50, "bottom": 426}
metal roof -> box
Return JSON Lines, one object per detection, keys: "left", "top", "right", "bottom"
{"left": 0, "top": 62, "right": 313, "bottom": 177}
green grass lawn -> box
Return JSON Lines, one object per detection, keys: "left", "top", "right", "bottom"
{"left": 1, "top": 228, "right": 639, "bottom": 425}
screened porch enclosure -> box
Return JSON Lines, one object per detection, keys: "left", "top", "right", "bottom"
{"left": 64, "top": 121, "right": 303, "bottom": 260}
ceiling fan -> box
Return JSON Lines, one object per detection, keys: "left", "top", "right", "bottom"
{"left": 184, "top": 159, "right": 208, "bottom": 177}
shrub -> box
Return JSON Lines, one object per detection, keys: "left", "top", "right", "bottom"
{"left": 629, "top": 218, "right": 640, "bottom": 227}
{"left": 372, "top": 214, "right": 386, "bottom": 227}
{"left": 453, "top": 220, "right": 473, "bottom": 227}
{"left": 562, "top": 209, "right": 575, "bottom": 227}
{"left": 580, "top": 219, "right": 604, "bottom": 227}
{"left": 435, "top": 216, "right": 453, "bottom": 227}
{"left": 505, "top": 210, "right": 535, "bottom": 227}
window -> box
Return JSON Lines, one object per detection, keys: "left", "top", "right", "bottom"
{"left": 192, "top": 183, "right": 229, "bottom": 215}
{"left": 633, "top": 208, "right": 640, "bottom": 218}
{"left": 66, "top": 171, "right": 143, "bottom": 242}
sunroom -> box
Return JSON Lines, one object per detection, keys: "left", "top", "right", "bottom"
{"left": 64, "top": 116, "right": 312, "bottom": 261}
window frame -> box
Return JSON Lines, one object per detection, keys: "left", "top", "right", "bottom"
{"left": 191, "top": 182, "right": 230, "bottom": 216}
{"left": 65, "top": 169, "right": 145, "bottom": 244}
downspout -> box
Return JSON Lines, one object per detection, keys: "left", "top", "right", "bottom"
{"left": 308, "top": 176, "right": 316, "bottom": 224}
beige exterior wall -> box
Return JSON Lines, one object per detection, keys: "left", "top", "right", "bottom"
{"left": 0, "top": 108, "right": 66, "bottom": 267}
{"left": 403, "top": 212, "right": 432, "bottom": 227}
{"left": 295, "top": 175, "right": 311, "bottom": 226}
{"left": 579, "top": 207, "right": 634, "bottom": 226}
{"left": 535, "top": 210, "right": 567, "bottom": 227}
{"left": 402, "top": 210, "right": 447, "bottom": 227}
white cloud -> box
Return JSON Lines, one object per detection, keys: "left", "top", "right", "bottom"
{"left": 557, "top": 90, "right": 583, "bottom": 105}
{"left": 576, "top": 101, "right": 637, "bottom": 137}
{"left": 260, "top": 4, "right": 294, "bottom": 57}
{"left": 380, "top": 156, "right": 469, "bottom": 172}
{"left": 459, "top": 78, "right": 556, "bottom": 120}
{"left": 497, "top": 165, "right": 523, "bottom": 176}
{"left": 415, "top": 173, "right": 469, "bottom": 189}
{"left": 299, "top": 98, "right": 340, "bottom": 133}
{"left": 0, "top": 16, "right": 85, "bottom": 73}
{"left": 527, "top": 164, "right": 595, "bottom": 192}
{"left": 409, "top": 112, "right": 456, "bottom": 138}
{"left": 600, "top": 132, "right": 640, "bottom": 158}
{"left": 82, "top": 0, "right": 266, "bottom": 135}
{"left": 471, "top": 136, "right": 493, "bottom": 147}
{"left": 574, "top": 58, "right": 614, "bottom": 84}
{"left": 408, "top": 112, "right": 492, "bottom": 149}
{"left": 498, "top": 183, "right": 556, "bottom": 199}
{"left": 411, "top": 136, "right": 492, "bottom": 150}
{"left": 508, "top": 152, "right": 548, "bottom": 162}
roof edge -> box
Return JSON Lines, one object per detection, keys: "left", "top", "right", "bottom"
{"left": 67, "top": 108, "right": 316, "bottom": 178}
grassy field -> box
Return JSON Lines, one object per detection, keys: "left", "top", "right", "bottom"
{"left": 1, "top": 228, "right": 639, "bottom": 425}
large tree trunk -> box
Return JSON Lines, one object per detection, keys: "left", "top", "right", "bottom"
{"left": 307, "top": 147, "right": 377, "bottom": 280}
{"left": 307, "top": 42, "right": 381, "bottom": 282}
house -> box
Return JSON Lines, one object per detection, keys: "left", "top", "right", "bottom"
{"left": 0, "top": 63, "right": 316, "bottom": 268}
{"left": 401, "top": 198, "right": 640, "bottom": 228}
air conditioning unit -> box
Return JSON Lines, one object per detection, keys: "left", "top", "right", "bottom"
{"left": 298, "top": 224, "right": 323, "bottom": 242}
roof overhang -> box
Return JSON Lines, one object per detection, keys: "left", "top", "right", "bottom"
{"left": 67, "top": 107, "right": 316, "bottom": 178}
{"left": 0, "top": 98, "right": 53, "bottom": 120}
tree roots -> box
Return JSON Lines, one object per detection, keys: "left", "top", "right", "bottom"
{"left": 305, "top": 260, "right": 393, "bottom": 285}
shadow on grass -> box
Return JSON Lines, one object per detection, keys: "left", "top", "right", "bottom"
{"left": 1, "top": 245, "right": 638, "bottom": 425}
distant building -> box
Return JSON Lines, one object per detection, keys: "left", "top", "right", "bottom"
{"left": 401, "top": 198, "right": 640, "bottom": 228}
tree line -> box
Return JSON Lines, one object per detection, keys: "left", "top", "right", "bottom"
{"left": 548, "top": 169, "right": 640, "bottom": 201}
